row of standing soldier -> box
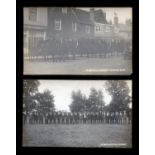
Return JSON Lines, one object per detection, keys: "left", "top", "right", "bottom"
{"left": 23, "top": 111, "right": 132, "bottom": 125}
{"left": 26, "top": 38, "right": 131, "bottom": 61}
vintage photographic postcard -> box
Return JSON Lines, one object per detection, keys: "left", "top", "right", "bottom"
{"left": 23, "top": 80, "right": 132, "bottom": 147}
{"left": 23, "top": 7, "right": 132, "bottom": 75}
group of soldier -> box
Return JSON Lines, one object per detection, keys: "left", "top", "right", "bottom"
{"left": 25, "top": 37, "right": 131, "bottom": 61}
{"left": 23, "top": 110, "right": 132, "bottom": 125}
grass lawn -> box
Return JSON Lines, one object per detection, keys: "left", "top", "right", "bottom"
{"left": 24, "top": 56, "right": 132, "bottom": 75}
{"left": 22, "top": 124, "right": 132, "bottom": 148}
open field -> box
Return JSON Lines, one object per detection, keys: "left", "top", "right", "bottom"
{"left": 22, "top": 124, "right": 132, "bottom": 147}
{"left": 24, "top": 56, "right": 132, "bottom": 75}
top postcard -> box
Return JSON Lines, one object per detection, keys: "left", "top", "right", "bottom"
{"left": 23, "top": 7, "right": 132, "bottom": 75}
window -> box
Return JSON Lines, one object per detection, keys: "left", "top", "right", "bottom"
{"left": 55, "top": 20, "right": 61, "bottom": 31}
{"left": 62, "top": 8, "right": 67, "bottom": 14}
{"left": 72, "top": 22, "right": 77, "bottom": 32}
{"left": 85, "top": 25, "right": 90, "bottom": 33}
{"left": 114, "top": 27, "right": 119, "bottom": 33}
{"left": 105, "top": 26, "right": 110, "bottom": 33}
{"left": 24, "top": 31, "right": 29, "bottom": 54}
{"left": 95, "top": 25, "right": 100, "bottom": 32}
{"left": 29, "top": 8, "right": 37, "bottom": 21}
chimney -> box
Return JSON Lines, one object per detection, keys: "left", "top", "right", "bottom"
{"left": 90, "top": 8, "right": 95, "bottom": 22}
{"left": 114, "top": 12, "right": 118, "bottom": 26}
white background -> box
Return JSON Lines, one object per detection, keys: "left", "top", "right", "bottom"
{"left": 0, "top": 0, "right": 154, "bottom": 155}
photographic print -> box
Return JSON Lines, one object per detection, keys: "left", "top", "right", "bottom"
{"left": 23, "top": 80, "right": 132, "bottom": 147}
{"left": 23, "top": 7, "right": 132, "bottom": 75}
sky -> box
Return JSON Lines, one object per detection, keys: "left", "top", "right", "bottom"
{"left": 78, "top": 7, "right": 132, "bottom": 24}
{"left": 38, "top": 80, "right": 132, "bottom": 112}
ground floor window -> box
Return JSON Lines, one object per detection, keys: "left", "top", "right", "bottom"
{"left": 24, "top": 29, "right": 46, "bottom": 55}
{"left": 24, "top": 31, "right": 29, "bottom": 55}
{"left": 29, "top": 30, "right": 45, "bottom": 49}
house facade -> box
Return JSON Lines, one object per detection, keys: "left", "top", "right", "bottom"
{"left": 24, "top": 7, "right": 48, "bottom": 55}
{"left": 93, "top": 10, "right": 120, "bottom": 39}
{"left": 23, "top": 7, "right": 131, "bottom": 57}
{"left": 47, "top": 7, "right": 94, "bottom": 41}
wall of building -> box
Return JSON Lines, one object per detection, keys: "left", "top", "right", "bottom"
{"left": 24, "top": 7, "right": 48, "bottom": 55}
{"left": 47, "top": 8, "right": 94, "bottom": 40}
{"left": 94, "top": 23, "right": 116, "bottom": 39}
{"left": 24, "top": 7, "right": 48, "bottom": 27}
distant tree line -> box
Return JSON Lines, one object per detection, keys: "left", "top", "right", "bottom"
{"left": 23, "top": 80, "right": 131, "bottom": 116}
{"left": 70, "top": 80, "right": 131, "bottom": 113}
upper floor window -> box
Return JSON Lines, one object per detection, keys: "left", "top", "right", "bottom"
{"left": 29, "top": 8, "right": 37, "bottom": 21}
{"left": 85, "top": 25, "right": 90, "bottom": 33}
{"left": 72, "top": 22, "right": 77, "bottom": 32}
{"left": 62, "top": 8, "right": 67, "bottom": 14}
{"left": 55, "top": 20, "right": 61, "bottom": 31}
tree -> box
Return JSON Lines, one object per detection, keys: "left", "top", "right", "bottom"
{"left": 35, "top": 89, "right": 55, "bottom": 114}
{"left": 87, "top": 88, "right": 105, "bottom": 112}
{"left": 105, "top": 81, "right": 131, "bottom": 112}
{"left": 23, "top": 80, "right": 40, "bottom": 114}
{"left": 69, "top": 90, "right": 86, "bottom": 113}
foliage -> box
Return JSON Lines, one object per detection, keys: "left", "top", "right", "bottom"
{"left": 69, "top": 88, "right": 105, "bottom": 113}
{"left": 23, "top": 80, "right": 40, "bottom": 113}
{"left": 70, "top": 90, "right": 86, "bottom": 113}
{"left": 105, "top": 80, "right": 131, "bottom": 112}
{"left": 35, "top": 89, "right": 55, "bottom": 114}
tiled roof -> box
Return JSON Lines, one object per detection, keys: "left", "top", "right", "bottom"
{"left": 71, "top": 8, "right": 94, "bottom": 25}
{"left": 94, "top": 9, "right": 108, "bottom": 24}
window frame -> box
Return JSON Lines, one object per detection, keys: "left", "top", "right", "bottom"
{"left": 55, "top": 20, "right": 62, "bottom": 31}
{"left": 62, "top": 8, "right": 67, "bottom": 14}
{"left": 28, "top": 7, "right": 38, "bottom": 22}
{"left": 95, "top": 25, "right": 100, "bottom": 32}
{"left": 72, "top": 22, "right": 77, "bottom": 32}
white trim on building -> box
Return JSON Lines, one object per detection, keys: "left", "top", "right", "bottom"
{"left": 62, "top": 8, "right": 67, "bottom": 14}
{"left": 55, "top": 20, "right": 62, "bottom": 31}
{"left": 72, "top": 22, "right": 77, "bottom": 32}
{"left": 85, "top": 25, "right": 90, "bottom": 33}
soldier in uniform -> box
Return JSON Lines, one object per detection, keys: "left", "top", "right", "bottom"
{"left": 111, "top": 112, "right": 115, "bottom": 124}
{"left": 122, "top": 111, "right": 127, "bottom": 124}
{"left": 53, "top": 111, "right": 56, "bottom": 124}
{"left": 34, "top": 112, "right": 38, "bottom": 124}
{"left": 83, "top": 112, "right": 87, "bottom": 124}
{"left": 105, "top": 112, "right": 110, "bottom": 124}
{"left": 23, "top": 112, "right": 27, "bottom": 124}
{"left": 48, "top": 111, "right": 53, "bottom": 124}
{"left": 69, "top": 112, "right": 73, "bottom": 124}
{"left": 66, "top": 112, "right": 70, "bottom": 124}
{"left": 86, "top": 112, "right": 91, "bottom": 124}
{"left": 102, "top": 112, "right": 106, "bottom": 124}
{"left": 45, "top": 112, "right": 49, "bottom": 124}
{"left": 91, "top": 112, "right": 95, "bottom": 124}
{"left": 57, "top": 111, "right": 61, "bottom": 124}
{"left": 114, "top": 112, "right": 118, "bottom": 124}
{"left": 38, "top": 112, "right": 43, "bottom": 124}
{"left": 127, "top": 110, "right": 132, "bottom": 124}
{"left": 76, "top": 112, "right": 80, "bottom": 124}
{"left": 108, "top": 112, "right": 112, "bottom": 124}
{"left": 119, "top": 112, "right": 122, "bottom": 124}
{"left": 61, "top": 111, "right": 65, "bottom": 124}
{"left": 30, "top": 112, "right": 34, "bottom": 124}
{"left": 79, "top": 112, "right": 83, "bottom": 124}
{"left": 31, "top": 111, "right": 36, "bottom": 124}
{"left": 63, "top": 112, "right": 66, "bottom": 124}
